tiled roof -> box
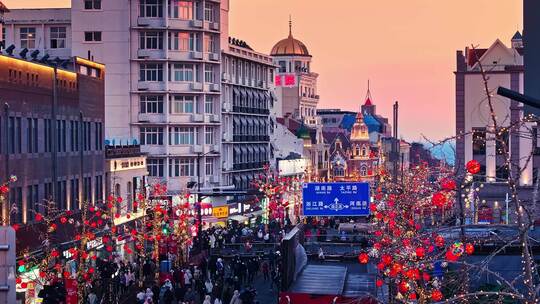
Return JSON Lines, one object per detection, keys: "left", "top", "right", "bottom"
{"left": 0, "top": 1, "right": 9, "bottom": 12}
{"left": 467, "top": 48, "right": 487, "bottom": 67}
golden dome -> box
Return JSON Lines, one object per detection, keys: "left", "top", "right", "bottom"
{"left": 270, "top": 20, "right": 310, "bottom": 57}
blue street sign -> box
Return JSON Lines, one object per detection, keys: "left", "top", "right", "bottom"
{"left": 302, "top": 182, "right": 370, "bottom": 216}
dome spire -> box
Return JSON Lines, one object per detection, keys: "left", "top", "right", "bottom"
{"left": 289, "top": 15, "right": 293, "bottom": 37}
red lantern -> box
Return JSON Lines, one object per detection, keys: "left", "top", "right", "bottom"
{"left": 376, "top": 279, "right": 384, "bottom": 287}
{"left": 381, "top": 254, "right": 392, "bottom": 265}
{"left": 0, "top": 185, "right": 8, "bottom": 194}
{"left": 465, "top": 243, "right": 474, "bottom": 255}
{"left": 431, "top": 290, "right": 443, "bottom": 301}
{"left": 358, "top": 253, "right": 369, "bottom": 264}
{"left": 445, "top": 249, "right": 459, "bottom": 262}
{"left": 435, "top": 235, "right": 445, "bottom": 247}
{"left": 415, "top": 247, "right": 425, "bottom": 259}
{"left": 35, "top": 213, "right": 43, "bottom": 222}
{"left": 16, "top": 278, "right": 22, "bottom": 284}
{"left": 441, "top": 178, "right": 456, "bottom": 191}
{"left": 466, "top": 160, "right": 481, "bottom": 174}
{"left": 431, "top": 192, "right": 446, "bottom": 208}
{"left": 409, "top": 293, "right": 417, "bottom": 300}
{"left": 398, "top": 281, "right": 409, "bottom": 293}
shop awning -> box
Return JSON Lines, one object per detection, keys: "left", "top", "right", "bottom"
{"left": 229, "top": 215, "right": 249, "bottom": 222}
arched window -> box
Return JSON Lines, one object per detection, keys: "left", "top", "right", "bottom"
{"left": 361, "top": 146, "right": 367, "bottom": 157}
{"left": 355, "top": 146, "right": 360, "bottom": 156}
{"left": 360, "top": 166, "right": 367, "bottom": 176}
{"left": 334, "top": 167, "right": 344, "bottom": 177}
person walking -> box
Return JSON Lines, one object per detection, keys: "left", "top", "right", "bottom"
{"left": 229, "top": 290, "right": 241, "bottom": 304}
{"left": 203, "top": 295, "right": 212, "bottom": 304}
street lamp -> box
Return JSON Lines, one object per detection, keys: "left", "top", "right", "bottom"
{"left": 187, "top": 149, "right": 216, "bottom": 252}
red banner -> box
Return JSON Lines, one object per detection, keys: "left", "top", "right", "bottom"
{"left": 65, "top": 278, "right": 78, "bottom": 304}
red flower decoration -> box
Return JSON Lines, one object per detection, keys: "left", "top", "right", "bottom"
{"left": 445, "top": 249, "right": 459, "bottom": 262}
{"left": 376, "top": 279, "right": 383, "bottom": 287}
{"left": 466, "top": 160, "right": 481, "bottom": 174}
{"left": 60, "top": 217, "right": 67, "bottom": 224}
{"left": 415, "top": 247, "right": 425, "bottom": 259}
{"left": 435, "top": 235, "right": 445, "bottom": 247}
{"left": 0, "top": 185, "right": 9, "bottom": 194}
{"left": 35, "top": 213, "right": 43, "bottom": 222}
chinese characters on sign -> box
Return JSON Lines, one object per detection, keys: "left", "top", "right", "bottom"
{"left": 275, "top": 74, "right": 297, "bottom": 87}
{"left": 212, "top": 206, "right": 229, "bottom": 218}
{"left": 302, "top": 182, "right": 370, "bottom": 216}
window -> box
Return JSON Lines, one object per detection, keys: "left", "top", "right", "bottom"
{"left": 147, "top": 159, "right": 164, "bottom": 177}
{"left": 95, "top": 122, "right": 103, "bottom": 151}
{"left": 44, "top": 119, "right": 52, "bottom": 153}
{"left": 8, "top": 117, "right": 21, "bottom": 154}
{"left": 360, "top": 166, "right": 368, "bottom": 176}
{"left": 204, "top": 34, "right": 215, "bottom": 53}
{"left": 140, "top": 63, "right": 163, "bottom": 81}
{"left": 204, "top": 3, "right": 215, "bottom": 22}
{"left": 140, "top": 0, "right": 163, "bottom": 18}
{"left": 83, "top": 177, "right": 92, "bottom": 203}
{"left": 170, "top": 95, "right": 195, "bottom": 113}
{"left": 204, "top": 96, "right": 213, "bottom": 114}
{"left": 50, "top": 27, "right": 67, "bottom": 49}
{"left": 70, "top": 120, "right": 79, "bottom": 152}
{"left": 70, "top": 178, "right": 79, "bottom": 210}
{"left": 139, "top": 31, "right": 163, "bottom": 50}
{"left": 140, "top": 127, "right": 163, "bottom": 145}
{"left": 278, "top": 61, "right": 286, "bottom": 73}
{"left": 140, "top": 95, "right": 164, "bottom": 113}
{"left": 44, "top": 183, "right": 53, "bottom": 202}
{"left": 27, "top": 118, "right": 38, "bottom": 153}
{"left": 204, "top": 65, "right": 214, "bottom": 83}
{"left": 56, "top": 181, "right": 67, "bottom": 211}
{"left": 169, "top": 158, "right": 194, "bottom": 177}
{"left": 170, "top": 64, "right": 194, "bottom": 82}
{"left": 26, "top": 184, "right": 38, "bottom": 222}
{"left": 169, "top": 127, "right": 195, "bottom": 145}
{"left": 169, "top": 0, "right": 193, "bottom": 20}
{"left": 84, "top": 31, "right": 102, "bottom": 42}
{"left": 20, "top": 27, "right": 36, "bottom": 49}
{"left": 84, "top": 0, "right": 101, "bottom": 10}
{"left": 205, "top": 158, "right": 214, "bottom": 175}
{"left": 168, "top": 32, "right": 195, "bottom": 51}
{"left": 205, "top": 127, "right": 213, "bottom": 145}
{"left": 496, "top": 164, "right": 509, "bottom": 180}
{"left": 94, "top": 175, "right": 103, "bottom": 203}
{"left": 472, "top": 127, "right": 486, "bottom": 155}
{"left": 333, "top": 167, "right": 344, "bottom": 177}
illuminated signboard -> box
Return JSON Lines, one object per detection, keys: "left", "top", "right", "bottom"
{"left": 302, "top": 182, "right": 370, "bottom": 216}
{"left": 275, "top": 74, "right": 297, "bottom": 87}
{"left": 212, "top": 206, "right": 229, "bottom": 218}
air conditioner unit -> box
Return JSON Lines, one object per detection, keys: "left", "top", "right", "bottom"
{"left": 190, "top": 82, "right": 203, "bottom": 91}
{"left": 222, "top": 73, "right": 229, "bottom": 82}
{"left": 210, "top": 22, "right": 220, "bottom": 31}
{"left": 209, "top": 53, "right": 220, "bottom": 61}
{"left": 191, "top": 52, "right": 203, "bottom": 60}
{"left": 212, "top": 145, "right": 220, "bottom": 152}
{"left": 192, "top": 145, "right": 203, "bottom": 153}
{"left": 210, "top": 84, "right": 220, "bottom": 92}
{"left": 137, "top": 49, "right": 150, "bottom": 58}
{"left": 210, "top": 176, "right": 219, "bottom": 183}
{"left": 191, "top": 20, "right": 203, "bottom": 28}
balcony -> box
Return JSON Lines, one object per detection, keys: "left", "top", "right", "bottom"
{"left": 168, "top": 50, "right": 192, "bottom": 61}
{"left": 140, "top": 145, "right": 166, "bottom": 155}
{"left": 210, "top": 114, "right": 220, "bottom": 123}
{"left": 137, "top": 49, "right": 165, "bottom": 59}
{"left": 167, "top": 114, "right": 192, "bottom": 124}
{"left": 138, "top": 113, "right": 166, "bottom": 123}
{"left": 137, "top": 81, "right": 166, "bottom": 91}
{"left": 192, "top": 145, "right": 203, "bottom": 153}
{"left": 168, "top": 146, "right": 192, "bottom": 155}
{"left": 191, "top": 114, "right": 204, "bottom": 122}
{"left": 168, "top": 82, "right": 191, "bottom": 92}
{"left": 212, "top": 144, "right": 221, "bottom": 152}
{"left": 137, "top": 17, "right": 165, "bottom": 28}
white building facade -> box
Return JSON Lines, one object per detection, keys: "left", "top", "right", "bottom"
{"left": 4, "top": 0, "right": 230, "bottom": 193}
{"left": 221, "top": 38, "right": 275, "bottom": 190}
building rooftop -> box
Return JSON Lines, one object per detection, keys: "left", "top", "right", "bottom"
{"left": 270, "top": 19, "right": 310, "bottom": 57}
{"left": 0, "top": 1, "right": 9, "bottom": 13}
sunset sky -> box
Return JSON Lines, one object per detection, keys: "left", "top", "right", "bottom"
{"left": 3, "top": 0, "right": 523, "bottom": 141}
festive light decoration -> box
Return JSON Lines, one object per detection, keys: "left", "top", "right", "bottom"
{"left": 466, "top": 159, "right": 481, "bottom": 174}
